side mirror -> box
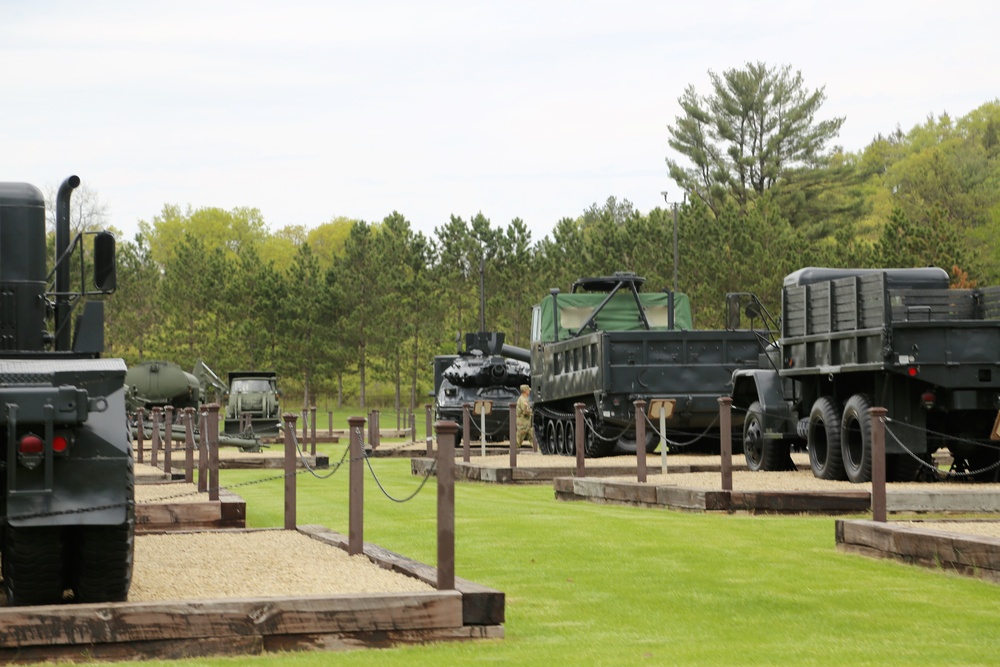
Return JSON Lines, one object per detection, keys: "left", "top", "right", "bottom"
{"left": 94, "top": 232, "right": 117, "bottom": 291}
{"left": 745, "top": 301, "right": 762, "bottom": 320}
{"left": 725, "top": 295, "right": 741, "bottom": 330}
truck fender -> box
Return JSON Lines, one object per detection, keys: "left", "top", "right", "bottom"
{"left": 731, "top": 369, "right": 793, "bottom": 436}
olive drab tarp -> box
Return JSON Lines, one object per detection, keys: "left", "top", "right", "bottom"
{"left": 537, "top": 291, "right": 693, "bottom": 342}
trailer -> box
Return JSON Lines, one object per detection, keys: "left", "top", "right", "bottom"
{"left": 731, "top": 267, "right": 1000, "bottom": 482}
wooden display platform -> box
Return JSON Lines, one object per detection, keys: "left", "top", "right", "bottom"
{"left": 136, "top": 489, "right": 246, "bottom": 532}
{"left": 553, "top": 476, "right": 871, "bottom": 513}
{"left": 554, "top": 476, "right": 1000, "bottom": 514}
{"left": 0, "top": 526, "right": 504, "bottom": 663}
{"left": 836, "top": 519, "right": 1000, "bottom": 583}
{"left": 410, "top": 456, "right": 752, "bottom": 484}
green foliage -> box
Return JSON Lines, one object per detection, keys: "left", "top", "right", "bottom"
{"left": 97, "top": 96, "right": 1000, "bottom": 408}
{"left": 667, "top": 62, "right": 845, "bottom": 216}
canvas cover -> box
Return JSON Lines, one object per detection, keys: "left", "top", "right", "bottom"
{"left": 537, "top": 291, "right": 693, "bottom": 341}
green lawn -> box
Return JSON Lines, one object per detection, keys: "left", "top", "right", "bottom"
{"left": 99, "top": 443, "right": 1000, "bottom": 665}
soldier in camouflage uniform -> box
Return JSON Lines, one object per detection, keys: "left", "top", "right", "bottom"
{"left": 516, "top": 384, "right": 533, "bottom": 448}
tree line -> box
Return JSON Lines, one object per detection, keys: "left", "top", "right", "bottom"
{"left": 80, "top": 63, "right": 1000, "bottom": 411}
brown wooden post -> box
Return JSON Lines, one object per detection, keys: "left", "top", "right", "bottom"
{"left": 183, "top": 407, "right": 195, "bottom": 484}
{"left": 425, "top": 403, "right": 434, "bottom": 456}
{"left": 328, "top": 411, "right": 333, "bottom": 437}
{"left": 435, "top": 420, "right": 457, "bottom": 590}
{"left": 198, "top": 408, "right": 208, "bottom": 492}
{"left": 135, "top": 408, "right": 145, "bottom": 464}
{"left": 207, "top": 404, "right": 220, "bottom": 501}
{"left": 348, "top": 415, "right": 366, "bottom": 555}
{"left": 163, "top": 405, "right": 174, "bottom": 475}
{"left": 575, "top": 402, "right": 586, "bottom": 478}
{"left": 462, "top": 403, "right": 471, "bottom": 463}
{"left": 283, "top": 412, "right": 298, "bottom": 530}
{"left": 635, "top": 400, "right": 647, "bottom": 483}
{"left": 310, "top": 406, "right": 317, "bottom": 456}
{"left": 396, "top": 409, "right": 401, "bottom": 433}
{"left": 871, "top": 406, "right": 888, "bottom": 523}
{"left": 410, "top": 411, "right": 416, "bottom": 444}
{"left": 509, "top": 402, "right": 517, "bottom": 468}
{"left": 150, "top": 407, "right": 161, "bottom": 468}
{"left": 719, "top": 397, "right": 733, "bottom": 492}
{"left": 376, "top": 410, "right": 382, "bottom": 449}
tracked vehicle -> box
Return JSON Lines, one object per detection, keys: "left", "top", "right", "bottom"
{"left": 530, "top": 272, "right": 764, "bottom": 456}
{"left": 0, "top": 175, "right": 133, "bottom": 605}
{"left": 433, "top": 331, "right": 531, "bottom": 440}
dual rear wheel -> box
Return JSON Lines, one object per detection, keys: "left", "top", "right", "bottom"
{"left": 808, "top": 393, "right": 887, "bottom": 483}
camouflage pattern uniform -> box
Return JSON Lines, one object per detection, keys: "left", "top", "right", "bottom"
{"left": 515, "top": 384, "right": 532, "bottom": 446}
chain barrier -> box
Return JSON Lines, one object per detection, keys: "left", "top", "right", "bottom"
{"left": 582, "top": 418, "right": 632, "bottom": 443}
{"left": 361, "top": 424, "right": 438, "bottom": 503}
{"left": 467, "top": 416, "right": 510, "bottom": 439}
{"left": 642, "top": 412, "right": 720, "bottom": 449}
{"left": 3, "top": 419, "right": 447, "bottom": 522}
{"left": 883, "top": 418, "right": 1000, "bottom": 479}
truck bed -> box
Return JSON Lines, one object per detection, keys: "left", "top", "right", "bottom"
{"left": 533, "top": 329, "right": 762, "bottom": 405}
{"left": 781, "top": 272, "right": 1000, "bottom": 385}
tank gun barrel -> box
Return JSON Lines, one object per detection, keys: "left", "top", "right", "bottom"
{"left": 501, "top": 344, "right": 531, "bottom": 363}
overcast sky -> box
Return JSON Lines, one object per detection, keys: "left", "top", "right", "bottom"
{"left": 2, "top": 1, "right": 997, "bottom": 244}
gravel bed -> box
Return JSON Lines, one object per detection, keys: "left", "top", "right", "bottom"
{"left": 895, "top": 521, "right": 1000, "bottom": 539}
{"left": 129, "top": 531, "right": 433, "bottom": 601}
{"left": 135, "top": 482, "right": 207, "bottom": 504}
{"left": 607, "top": 469, "right": 999, "bottom": 491}
{"left": 468, "top": 452, "right": 812, "bottom": 469}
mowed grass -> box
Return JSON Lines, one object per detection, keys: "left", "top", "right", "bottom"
{"left": 114, "top": 441, "right": 999, "bottom": 667}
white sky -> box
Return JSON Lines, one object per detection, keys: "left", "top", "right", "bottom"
{"left": 2, "top": 0, "right": 997, "bottom": 244}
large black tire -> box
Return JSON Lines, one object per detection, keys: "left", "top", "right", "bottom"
{"left": 554, "top": 420, "right": 567, "bottom": 456}
{"left": 583, "top": 419, "right": 615, "bottom": 458}
{"left": 808, "top": 396, "right": 846, "bottom": 480}
{"left": 70, "top": 518, "right": 135, "bottom": 603}
{"left": 743, "top": 401, "right": 794, "bottom": 472}
{"left": 3, "top": 525, "right": 66, "bottom": 606}
{"left": 841, "top": 394, "right": 873, "bottom": 483}
{"left": 614, "top": 429, "right": 658, "bottom": 455}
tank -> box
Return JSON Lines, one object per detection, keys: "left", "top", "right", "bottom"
{"left": 434, "top": 331, "right": 531, "bottom": 441}
{"left": 0, "top": 176, "right": 134, "bottom": 606}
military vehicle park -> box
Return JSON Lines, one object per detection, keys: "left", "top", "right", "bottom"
{"left": 6, "top": 7, "right": 1000, "bottom": 664}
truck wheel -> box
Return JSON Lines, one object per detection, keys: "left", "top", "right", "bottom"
{"left": 841, "top": 394, "right": 873, "bottom": 483}
{"left": 3, "top": 525, "right": 66, "bottom": 606}
{"left": 70, "top": 519, "right": 135, "bottom": 603}
{"left": 743, "top": 402, "right": 794, "bottom": 472}
{"left": 583, "top": 418, "right": 613, "bottom": 458}
{"left": 808, "top": 397, "right": 847, "bottom": 480}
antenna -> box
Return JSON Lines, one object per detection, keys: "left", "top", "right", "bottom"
{"left": 479, "top": 255, "right": 486, "bottom": 332}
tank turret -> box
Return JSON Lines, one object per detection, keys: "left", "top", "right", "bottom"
{"left": 433, "top": 331, "right": 531, "bottom": 442}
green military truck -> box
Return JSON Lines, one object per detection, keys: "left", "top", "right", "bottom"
{"left": 0, "top": 175, "right": 133, "bottom": 605}
{"left": 731, "top": 267, "right": 1000, "bottom": 482}
{"left": 529, "top": 272, "right": 765, "bottom": 457}
{"left": 224, "top": 371, "right": 281, "bottom": 436}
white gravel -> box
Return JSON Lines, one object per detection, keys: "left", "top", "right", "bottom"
{"left": 129, "top": 530, "right": 433, "bottom": 601}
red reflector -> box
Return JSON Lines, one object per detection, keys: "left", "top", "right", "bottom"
{"left": 907, "top": 367, "right": 918, "bottom": 377}
{"left": 18, "top": 434, "right": 43, "bottom": 455}
{"left": 53, "top": 435, "right": 68, "bottom": 452}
